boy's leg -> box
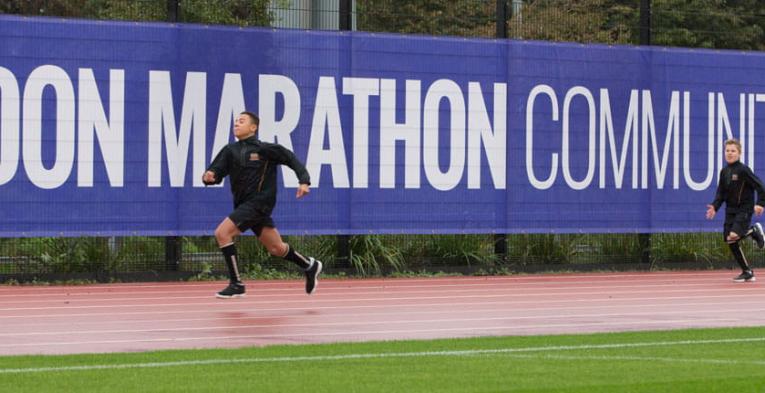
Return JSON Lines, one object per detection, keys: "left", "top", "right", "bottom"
{"left": 731, "top": 212, "right": 764, "bottom": 248}
{"left": 752, "top": 223, "right": 765, "bottom": 249}
{"left": 257, "top": 226, "right": 309, "bottom": 269}
{"left": 727, "top": 218, "right": 756, "bottom": 282}
{"left": 214, "top": 217, "right": 246, "bottom": 298}
{"left": 258, "top": 226, "right": 322, "bottom": 294}
{"left": 730, "top": 245, "right": 756, "bottom": 283}
{"left": 728, "top": 241, "right": 751, "bottom": 272}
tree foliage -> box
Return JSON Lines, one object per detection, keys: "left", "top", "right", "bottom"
{"left": 179, "top": 0, "right": 272, "bottom": 27}
{"left": 357, "top": 0, "right": 765, "bottom": 50}
{"left": 2, "top": 0, "right": 764, "bottom": 50}
{"left": 514, "top": 0, "right": 765, "bottom": 49}
{"left": 357, "top": 0, "right": 496, "bottom": 38}
{"left": 510, "top": 0, "right": 636, "bottom": 44}
{"left": 0, "top": 0, "right": 272, "bottom": 26}
{"left": 652, "top": 0, "right": 765, "bottom": 50}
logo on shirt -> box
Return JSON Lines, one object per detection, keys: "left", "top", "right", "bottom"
{"left": 249, "top": 153, "right": 260, "bottom": 161}
{"left": 732, "top": 174, "right": 738, "bottom": 181}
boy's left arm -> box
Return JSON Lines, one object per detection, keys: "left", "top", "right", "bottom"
{"left": 260, "top": 144, "right": 312, "bottom": 186}
{"left": 744, "top": 166, "right": 765, "bottom": 215}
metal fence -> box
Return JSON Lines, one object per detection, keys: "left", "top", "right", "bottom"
{"left": 4, "top": 0, "right": 764, "bottom": 48}
{"left": 1, "top": 0, "right": 764, "bottom": 282}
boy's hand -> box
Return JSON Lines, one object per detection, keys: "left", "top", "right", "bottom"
{"left": 756, "top": 205, "right": 764, "bottom": 217}
{"left": 202, "top": 171, "right": 216, "bottom": 185}
{"left": 705, "top": 205, "right": 716, "bottom": 220}
{"left": 296, "top": 183, "right": 310, "bottom": 199}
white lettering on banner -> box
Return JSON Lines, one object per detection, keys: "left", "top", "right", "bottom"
{"left": 749, "top": 94, "right": 765, "bottom": 171}
{"left": 23, "top": 65, "right": 75, "bottom": 189}
{"left": 259, "top": 74, "right": 301, "bottom": 187}
{"left": 306, "top": 76, "right": 349, "bottom": 188}
{"left": 0, "top": 67, "right": 20, "bottom": 186}
{"left": 641, "top": 90, "right": 680, "bottom": 189}
{"left": 147, "top": 71, "right": 207, "bottom": 187}
{"left": 208, "top": 73, "right": 246, "bottom": 187}
{"left": 526, "top": 84, "right": 559, "bottom": 190}
{"left": 711, "top": 92, "right": 765, "bottom": 179}
{"left": 2, "top": 65, "right": 765, "bottom": 192}
{"left": 683, "top": 92, "right": 714, "bottom": 191}
{"left": 714, "top": 92, "right": 761, "bottom": 175}
{"left": 468, "top": 82, "right": 506, "bottom": 190}
{"left": 342, "top": 77, "right": 379, "bottom": 189}
{"left": 562, "top": 86, "right": 596, "bottom": 190}
{"left": 78, "top": 68, "right": 125, "bottom": 187}
{"left": 526, "top": 85, "right": 763, "bottom": 191}
{"left": 423, "top": 79, "right": 465, "bottom": 191}
{"left": 599, "top": 89, "right": 638, "bottom": 189}
{"left": 380, "top": 79, "right": 421, "bottom": 188}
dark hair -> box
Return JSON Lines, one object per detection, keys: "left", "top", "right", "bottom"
{"left": 241, "top": 111, "right": 260, "bottom": 126}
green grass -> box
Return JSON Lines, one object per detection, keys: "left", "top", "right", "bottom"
{"left": 1, "top": 327, "right": 765, "bottom": 392}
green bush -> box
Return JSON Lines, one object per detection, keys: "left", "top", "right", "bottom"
{"left": 650, "top": 233, "right": 732, "bottom": 268}
{"left": 507, "top": 234, "right": 580, "bottom": 265}
{"left": 349, "top": 235, "right": 405, "bottom": 276}
{"left": 0, "top": 232, "right": 759, "bottom": 281}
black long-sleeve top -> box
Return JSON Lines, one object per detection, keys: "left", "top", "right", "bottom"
{"left": 204, "top": 136, "right": 311, "bottom": 215}
{"left": 711, "top": 161, "right": 765, "bottom": 213}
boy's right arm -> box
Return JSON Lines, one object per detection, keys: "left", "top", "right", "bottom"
{"left": 203, "top": 146, "right": 231, "bottom": 185}
{"left": 707, "top": 169, "right": 725, "bottom": 219}
{"left": 710, "top": 169, "right": 725, "bottom": 212}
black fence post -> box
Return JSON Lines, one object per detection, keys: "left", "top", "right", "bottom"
{"left": 339, "top": 0, "right": 352, "bottom": 31}
{"left": 336, "top": 235, "right": 351, "bottom": 269}
{"left": 639, "top": 0, "right": 651, "bottom": 46}
{"left": 494, "top": 233, "right": 507, "bottom": 262}
{"left": 163, "top": 0, "right": 181, "bottom": 272}
{"left": 165, "top": 236, "right": 182, "bottom": 271}
{"left": 639, "top": 0, "right": 652, "bottom": 265}
{"left": 496, "top": 0, "right": 507, "bottom": 39}
{"left": 494, "top": 0, "right": 509, "bottom": 262}
{"left": 167, "top": 0, "right": 179, "bottom": 22}
{"left": 639, "top": 234, "right": 651, "bottom": 265}
{"left": 335, "top": 0, "right": 353, "bottom": 270}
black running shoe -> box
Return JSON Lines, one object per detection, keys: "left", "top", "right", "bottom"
{"left": 216, "top": 282, "right": 246, "bottom": 298}
{"left": 753, "top": 223, "right": 765, "bottom": 249}
{"left": 733, "top": 270, "right": 756, "bottom": 283}
{"left": 304, "top": 258, "right": 323, "bottom": 294}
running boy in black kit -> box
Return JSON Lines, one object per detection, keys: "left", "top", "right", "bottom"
{"left": 706, "top": 138, "right": 765, "bottom": 282}
{"left": 203, "top": 111, "right": 322, "bottom": 298}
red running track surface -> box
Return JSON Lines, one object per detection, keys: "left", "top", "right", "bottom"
{"left": 0, "top": 270, "right": 763, "bottom": 356}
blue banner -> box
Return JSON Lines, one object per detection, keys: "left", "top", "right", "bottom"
{"left": 1, "top": 15, "right": 765, "bottom": 236}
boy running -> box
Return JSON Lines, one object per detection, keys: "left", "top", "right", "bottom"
{"left": 706, "top": 138, "right": 765, "bottom": 282}
{"left": 203, "top": 111, "right": 322, "bottom": 298}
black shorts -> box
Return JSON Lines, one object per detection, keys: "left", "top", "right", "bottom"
{"left": 228, "top": 201, "right": 275, "bottom": 237}
{"left": 723, "top": 211, "right": 752, "bottom": 241}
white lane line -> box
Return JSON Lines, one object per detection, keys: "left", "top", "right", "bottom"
{"left": 2, "top": 288, "right": 764, "bottom": 312}
{"left": 0, "top": 318, "right": 742, "bottom": 348}
{"left": 2, "top": 298, "right": 762, "bottom": 330}
{"left": 0, "top": 271, "right": 738, "bottom": 293}
{"left": 0, "top": 297, "right": 759, "bottom": 328}
{"left": 1, "top": 336, "right": 764, "bottom": 374}
{"left": 0, "top": 281, "right": 743, "bottom": 304}
{"left": 497, "top": 353, "right": 765, "bottom": 366}
{"left": 0, "top": 277, "right": 738, "bottom": 298}
{"left": 2, "top": 292, "right": 764, "bottom": 318}
{"left": 2, "top": 305, "right": 765, "bottom": 338}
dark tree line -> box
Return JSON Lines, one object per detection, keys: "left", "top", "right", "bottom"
{"left": 357, "top": 0, "right": 765, "bottom": 50}
{"left": 2, "top": 1, "right": 764, "bottom": 53}
{"left": 0, "top": 0, "right": 272, "bottom": 26}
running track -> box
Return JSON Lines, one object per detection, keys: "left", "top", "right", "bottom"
{"left": 0, "top": 270, "right": 762, "bottom": 356}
